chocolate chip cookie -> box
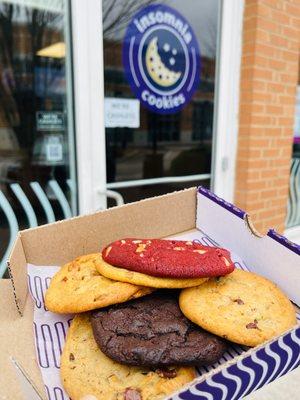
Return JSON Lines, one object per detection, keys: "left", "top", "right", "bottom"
{"left": 61, "top": 313, "right": 196, "bottom": 400}
{"left": 45, "top": 254, "right": 153, "bottom": 314}
{"left": 179, "top": 269, "right": 297, "bottom": 346}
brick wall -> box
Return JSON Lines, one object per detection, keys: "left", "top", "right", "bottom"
{"left": 235, "top": 0, "right": 300, "bottom": 234}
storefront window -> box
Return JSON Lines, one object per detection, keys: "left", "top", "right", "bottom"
{"left": 0, "top": 0, "right": 76, "bottom": 271}
{"left": 102, "top": 0, "right": 220, "bottom": 204}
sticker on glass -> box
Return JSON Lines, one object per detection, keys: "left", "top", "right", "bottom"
{"left": 123, "top": 4, "right": 201, "bottom": 114}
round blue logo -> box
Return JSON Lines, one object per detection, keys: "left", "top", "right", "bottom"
{"left": 123, "top": 4, "right": 201, "bottom": 114}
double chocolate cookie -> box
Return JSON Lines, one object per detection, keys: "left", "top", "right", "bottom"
{"left": 91, "top": 292, "right": 227, "bottom": 367}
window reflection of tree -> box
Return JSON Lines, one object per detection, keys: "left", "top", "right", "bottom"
{"left": 0, "top": 4, "right": 63, "bottom": 184}
{"left": 103, "top": 0, "right": 157, "bottom": 38}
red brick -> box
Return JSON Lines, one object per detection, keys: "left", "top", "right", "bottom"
{"left": 257, "top": 16, "right": 281, "bottom": 33}
{"left": 235, "top": 0, "right": 300, "bottom": 233}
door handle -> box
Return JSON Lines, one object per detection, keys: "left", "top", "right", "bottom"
{"left": 96, "top": 189, "right": 125, "bottom": 208}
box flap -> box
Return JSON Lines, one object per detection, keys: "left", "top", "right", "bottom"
{"left": 197, "top": 188, "right": 300, "bottom": 305}
{"left": 8, "top": 188, "right": 196, "bottom": 314}
{"left": 20, "top": 188, "right": 196, "bottom": 265}
{"left": 7, "top": 234, "right": 28, "bottom": 315}
{"left": 11, "top": 357, "right": 44, "bottom": 400}
{"left": 0, "top": 279, "right": 45, "bottom": 399}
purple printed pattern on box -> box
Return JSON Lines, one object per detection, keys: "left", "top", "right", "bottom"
{"left": 45, "top": 386, "right": 66, "bottom": 400}
{"left": 170, "top": 328, "right": 300, "bottom": 400}
{"left": 27, "top": 265, "right": 72, "bottom": 400}
{"left": 198, "top": 187, "right": 246, "bottom": 219}
{"left": 268, "top": 229, "right": 300, "bottom": 256}
{"left": 198, "top": 186, "right": 300, "bottom": 256}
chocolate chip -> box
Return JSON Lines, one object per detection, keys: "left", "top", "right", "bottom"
{"left": 246, "top": 319, "right": 258, "bottom": 329}
{"left": 234, "top": 298, "right": 244, "bottom": 305}
{"left": 156, "top": 368, "right": 177, "bottom": 379}
{"left": 69, "top": 353, "right": 75, "bottom": 361}
{"left": 124, "top": 388, "right": 141, "bottom": 400}
{"left": 62, "top": 276, "right": 68, "bottom": 282}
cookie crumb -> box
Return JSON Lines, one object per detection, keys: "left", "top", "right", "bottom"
{"left": 156, "top": 368, "right": 177, "bottom": 379}
{"left": 124, "top": 388, "right": 141, "bottom": 400}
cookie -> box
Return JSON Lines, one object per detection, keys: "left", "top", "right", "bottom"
{"left": 45, "top": 254, "right": 152, "bottom": 314}
{"left": 179, "top": 269, "right": 297, "bottom": 347}
{"left": 61, "top": 313, "right": 196, "bottom": 400}
{"left": 103, "top": 238, "right": 234, "bottom": 278}
{"left": 91, "top": 292, "right": 227, "bottom": 367}
{"left": 96, "top": 257, "right": 208, "bottom": 289}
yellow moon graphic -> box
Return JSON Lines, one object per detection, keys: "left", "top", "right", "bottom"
{"left": 145, "top": 37, "right": 181, "bottom": 87}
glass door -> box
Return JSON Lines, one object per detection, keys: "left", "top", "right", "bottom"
{"left": 0, "top": 0, "right": 76, "bottom": 276}
{"left": 101, "top": 0, "right": 220, "bottom": 206}
{"left": 71, "top": 0, "right": 243, "bottom": 212}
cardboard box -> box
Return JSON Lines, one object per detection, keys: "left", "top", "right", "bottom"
{"left": 0, "top": 187, "right": 299, "bottom": 400}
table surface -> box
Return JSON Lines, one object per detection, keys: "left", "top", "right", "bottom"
{"left": 244, "top": 367, "right": 300, "bottom": 399}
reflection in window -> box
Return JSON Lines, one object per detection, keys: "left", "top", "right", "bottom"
{"left": 0, "top": 1, "right": 75, "bottom": 266}
{"left": 103, "top": 0, "right": 220, "bottom": 203}
{"left": 147, "top": 112, "right": 181, "bottom": 143}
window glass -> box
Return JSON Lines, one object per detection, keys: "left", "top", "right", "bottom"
{"left": 0, "top": 0, "right": 76, "bottom": 271}
{"left": 102, "top": 0, "right": 220, "bottom": 204}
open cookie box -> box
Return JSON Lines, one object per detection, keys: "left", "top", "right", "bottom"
{"left": 0, "top": 187, "right": 299, "bottom": 400}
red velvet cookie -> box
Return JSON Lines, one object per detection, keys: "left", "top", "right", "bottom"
{"left": 102, "top": 238, "right": 234, "bottom": 279}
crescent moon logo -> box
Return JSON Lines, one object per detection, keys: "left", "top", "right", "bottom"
{"left": 145, "top": 37, "right": 181, "bottom": 87}
{"left": 123, "top": 4, "right": 201, "bottom": 114}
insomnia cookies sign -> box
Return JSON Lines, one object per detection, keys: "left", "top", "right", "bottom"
{"left": 123, "top": 4, "right": 201, "bottom": 114}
